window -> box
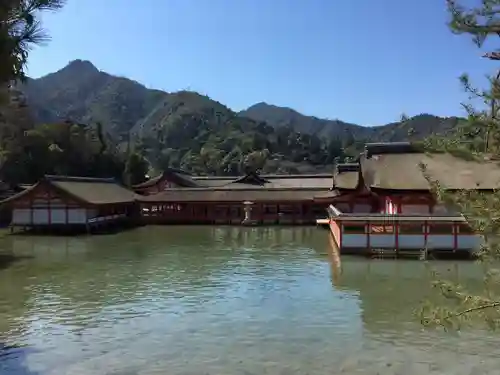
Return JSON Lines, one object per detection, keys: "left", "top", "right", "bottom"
{"left": 428, "top": 224, "right": 454, "bottom": 234}
{"left": 343, "top": 224, "right": 366, "bottom": 234}
{"left": 399, "top": 224, "right": 424, "bottom": 234}
{"left": 370, "top": 225, "right": 394, "bottom": 234}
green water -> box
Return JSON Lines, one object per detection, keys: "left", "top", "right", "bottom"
{"left": 0, "top": 226, "right": 498, "bottom": 375}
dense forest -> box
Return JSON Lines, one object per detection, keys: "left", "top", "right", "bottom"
{"left": 0, "top": 59, "right": 466, "bottom": 185}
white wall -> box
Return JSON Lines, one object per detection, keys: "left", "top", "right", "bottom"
{"left": 369, "top": 234, "right": 395, "bottom": 248}
{"left": 32, "top": 209, "right": 48, "bottom": 224}
{"left": 67, "top": 209, "right": 87, "bottom": 224}
{"left": 341, "top": 234, "right": 366, "bottom": 248}
{"left": 12, "top": 207, "right": 88, "bottom": 225}
{"left": 457, "top": 235, "right": 482, "bottom": 250}
{"left": 399, "top": 235, "right": 426, "bottom": 249}
{"left": 12, "top": 209, "right": 30, "bottom": 224}
{"left": 51, "top": 209, "right": 66, "bottom": 224}
{"left": 426, "top": 235, "right": 455, "bottom": 250}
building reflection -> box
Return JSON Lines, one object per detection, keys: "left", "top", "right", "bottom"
{"left": 325, "top": 235, "right": 486, "bottom": 333}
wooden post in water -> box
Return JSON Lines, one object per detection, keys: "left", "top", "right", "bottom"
{"left": 327, "top": 233, "right": 342, "bottom": 286}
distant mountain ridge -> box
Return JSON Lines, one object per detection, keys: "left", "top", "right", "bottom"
{"left": 240, "top": 102, "right": 462, "bottom": 142}
{"left": 21, "top": 59, "right": 463, "bottom": 142}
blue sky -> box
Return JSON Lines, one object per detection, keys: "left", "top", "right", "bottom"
{"left": 27, "top": 0, "right": 493, "bottom": 125}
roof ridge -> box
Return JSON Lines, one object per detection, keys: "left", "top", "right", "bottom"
{"left": 44, "top": 175, "right": 117, "bottom": 183}
{"left": 336, "top": 163, "right": 359, "bottom": 173}
{"left": 364, "top": 142, "right": 421, "bottom": 158}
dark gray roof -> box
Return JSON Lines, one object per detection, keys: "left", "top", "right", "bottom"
{"left": 3, "top": 175, "right": 137, "bottom": 205}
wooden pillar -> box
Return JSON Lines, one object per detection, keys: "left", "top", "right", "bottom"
{"left": 30, "top": 195, "right": 34, "bottom": 226}
{"left": 65, "top": 201, "right": 69, "bottom": 224}
{"left": 424, "top": 220, "right": 428, "bottom": 248}
{"left": 453, "top": 222, "right": 458, "bottom": 251}
{"left": 395, "top": 220, "right": 399, "bottom": 251}
{"left": 47, "top": 187, "right": 52, "bottom": 225}
{"left": 366, "top": 220, "right": 370, "bottom": 249}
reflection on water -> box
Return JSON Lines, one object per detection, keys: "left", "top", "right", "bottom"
{"left": 0, "top": 226, "right": 498, "bottom": 375}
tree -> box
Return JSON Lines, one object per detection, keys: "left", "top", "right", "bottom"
{"left": 123, "top": 151, "right": 148, "bottom": 186}
{"left": 419, "top": 0, "right": 500, "bottom": 330}
{"left": 0, "top": 0, "right": 65, "bottom": 85}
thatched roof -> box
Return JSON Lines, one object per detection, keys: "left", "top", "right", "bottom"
{"left": 137, "top": 188, "right": 326, "bottom": 203}
{"left": 2, "top": 176, "right": 137, "bottom": 205}
{"left": 361, "top": 151, "right": 500, "bottom": 191}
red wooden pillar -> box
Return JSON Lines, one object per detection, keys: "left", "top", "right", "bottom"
{"left": 424, "top": 220, "right": 428, "bottom": 248}
{"left": 339, "top": 221, "right": 343, "bottom": 249}
{"left": 65, "top": 200, "right": 69, "bottom": 224}
{"left": 30, "top": 194, "right": 34, "bottom": 225}
{"left": 366, "top": 220, "right": 370, "bottom": 249}
{"left": 453, "top": 222, "right": 458, "bottom": 251}
{"left": 395, "top": 220, "right": 399, "bottom": 250}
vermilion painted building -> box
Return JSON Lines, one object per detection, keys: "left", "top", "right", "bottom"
{"left": 326, "top": 142, "right": 500, "bottom": 255}
{"left": 133, "top": 170, "right": 334, "bottom": 224}
{"left": 2, "top": 176, "right": 138, "bottom": 232}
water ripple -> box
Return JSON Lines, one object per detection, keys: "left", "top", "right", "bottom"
{"left": 0, "top": 227, "right": 498, "bottom": 375}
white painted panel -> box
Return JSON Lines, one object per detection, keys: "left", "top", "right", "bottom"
{"left": 32, "top": 209, "right": 49, "bottom": 224}
{"left": 51, "top": 209, "right": 66, "bottom": 224}
{"left": 87, "top": 209, "right": 98, "bottom": 219}
{"left": 12, "top": 209, "right": 31, "bottom": 224}
{"left": 426, "top": 235, "right": 454, "bottom": 250}
{"left": 401, "top": 204, "right": 430, "bottom": 215}
{"left": 457, "top": 235, "right": 482, "bottom": 251}
{"left": 352, "top": 204, "right": 371, "bottom": 213}
{"left": 342, "top": 234, "right": 366, "bottom": 248}
{"left": 369, "top": 234, "right": 395, "bottom": 248}
{"left": 67, "top": 209, "right": 87, "bottom": 224}
{"left": 399, "top": 235, "right": 426, "bottom": 249}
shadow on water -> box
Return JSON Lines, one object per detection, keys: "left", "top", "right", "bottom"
{"left": 0, "top": 343, "right": 39, "bottom": 375}
{"left": 10, "top": 224, "right": 140, "bottom": 237}
{"left": 0, "top": 254, "right": 33, "bottom": 271}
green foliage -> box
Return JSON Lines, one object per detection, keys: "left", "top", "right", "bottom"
{"left": 123, "top": 151, "right": 148, "bottom": 187}
{"left": 0, "top": 122, "right": 142, "bottom": 185}
{"left": 136, "top": 91, "right": 349, "bottom": 175}
{"left": 0, "top": 0, "right": 65, "bottom": 86}
{"left": 418, "top": 0, "right": 500, "bottom": 331}
{"left": 23, "top": 60, "right": 465, "bottom": 149}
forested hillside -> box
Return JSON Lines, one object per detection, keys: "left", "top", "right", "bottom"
{"left": 0, "top": 59, "right": 465, "bottom": 181}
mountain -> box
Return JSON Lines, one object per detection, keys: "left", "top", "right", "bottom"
{"left": 240, "top": 103, "right": 463, "bottom": 142}
{"left": 22, "top": 60, "right": 167, "bottom": 137}
{"left": 22, "top": 60, "right": 463, "bottom": 142}
{"left": 9, "top": 59, "right": 468, "bottom": 176}
{"left": 239, "top": 102, "right": 373, "bottom": 140}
